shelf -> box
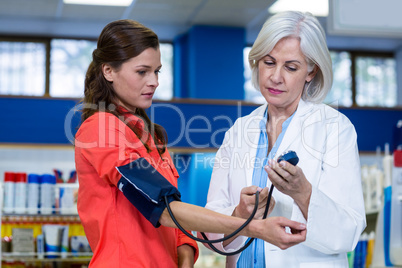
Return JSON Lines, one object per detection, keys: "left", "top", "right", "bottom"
{"left": 1, "top": 214, "right": 90, "bottom": 266}
{"left": 2, "top": 256, "right": 91, "bottom": 263}
{"left": 2, "top": 214, "right": 80, "bottom": 220}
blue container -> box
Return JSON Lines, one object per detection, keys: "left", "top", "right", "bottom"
{"left": 384, "top": 186, "right": 393, "bottom": 267}
{"left": 40, "top": 174, "right": 56, "bottom": 214}
{"left": 27, "top": 174, "right": 41, "bottom": 214}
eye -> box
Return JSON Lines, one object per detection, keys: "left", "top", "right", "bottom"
{"left": 155, "top": 69, "right": 161, "bottom": 75}
{"left": 264, "top": 60, "right": 275, "bottom": 66}
{"left": 286, "top": 65, "right": 297, "bottom": 72}
{"left": 137, "top": 70, "right": 146, "bottom": 75}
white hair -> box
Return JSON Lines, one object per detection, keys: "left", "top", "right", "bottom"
{"left": 249, "top": 11, "right": 333, "bottom": 103}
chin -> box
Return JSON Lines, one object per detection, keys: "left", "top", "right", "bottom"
{"left": 140, "top": 101, "right": 153, "bottom": 110}
{"left": 263, "top": 96, "right": 280, "bottom": 106}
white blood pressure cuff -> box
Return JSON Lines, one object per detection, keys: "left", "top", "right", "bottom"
{"left": 116, "top": 158, "right": 181, "bottom": 227}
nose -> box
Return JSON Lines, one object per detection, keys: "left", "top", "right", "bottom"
{"left": 270, "top": 66, "right": 283, "bottom": 84}
{"left": 148, "top": 73, "right": 159, "bottom": 88}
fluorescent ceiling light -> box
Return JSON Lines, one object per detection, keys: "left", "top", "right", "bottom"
{"left": 269, "top": 0, "right": 328, "bottom": 17}
{"left": 64, "top": 0, "right": 133, "bottom": 6}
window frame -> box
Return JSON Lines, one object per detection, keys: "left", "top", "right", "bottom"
{"left": 0, "top": 36, "right": 50, "bottom": 97}
{"left": 0, "top": 37, "right": 397, "bottom": 107}
{"left": 0, "top": 36, "right": 174, "bottom": 100}
{"left": 243, "top": 45, "right": 397, "bottom": 108}
{"left": 336, "top": 49, "right": 395, "bottom": 107}
{"left": 0, "top": 36, "right": 103, "bottom": 98}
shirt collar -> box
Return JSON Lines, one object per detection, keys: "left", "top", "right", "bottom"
{"left": 116, "top": 106, "right": 145, "bottom": 130}
{"left": 258, "top": 107, "right": 268, "bottom": 131}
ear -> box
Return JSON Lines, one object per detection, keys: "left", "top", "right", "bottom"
{"left": 306, "top": 65, "right": 319, "bottom": 83}
{"left": 102, "top": 64, "right": 114, "bottom": 82}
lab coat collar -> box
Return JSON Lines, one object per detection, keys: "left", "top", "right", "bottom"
{"left": 249, "top": 100, "right": 314, "bottom": 158}
{"left": 243, "top": 99, "right": 313, "bottom": 185}
{"left": 249, "top": 99, "right": 313, "bottom": 125}
{"left": 244, "top": 104, "right": 266, "bottom": 186}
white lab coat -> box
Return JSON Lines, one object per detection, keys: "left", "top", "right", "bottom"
{"left": 202, "top": 99, "right": 366, "bottom": 268}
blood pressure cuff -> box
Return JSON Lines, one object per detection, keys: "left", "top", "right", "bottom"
{"left": 116, "top": 158, "right": 181, "bottom": 227}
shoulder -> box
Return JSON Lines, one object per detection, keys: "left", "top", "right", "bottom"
{"left": 303, "top": 103, "right": 353, "bottom": 124}
{"left": 77, "top": 112, "right": 124, "bottom": 130}
{"left": 320, "top": 103, "right": 354, "bottom": 127}
{"left": 75, "top": 112, "right": 129, "bottom": 140}
{"left": 306, "top": 103, "right": 356, "bottom": 135}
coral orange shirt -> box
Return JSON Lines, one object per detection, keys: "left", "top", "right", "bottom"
{"left": 75, "top": 111, "right": 198, "bottom": 267}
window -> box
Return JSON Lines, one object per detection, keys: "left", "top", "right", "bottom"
{"left": 50, "top": 39, "right": 96, "bottom": 98}
{"left": 325, "top": 51, "right": 352, "bottom": 107}
{"left": 355, "top": 55, "right": 397, "bottom": 107}
{"left": 243, "top": 46, "right": 398, "bottom": 107}
{"left": 243, "top": 47, "right": 265, "bottom": 104}
{"left": 0, "top": 39, "right": 174, "bottom": 100}
{"left": 0, "top": 41, "right": 46, "bottom": 96}
{"left": 155, "top": 43, "right": 173, "bottom": 100}
{"left": 50, "top": 40, "right": 173, "bottom": 99}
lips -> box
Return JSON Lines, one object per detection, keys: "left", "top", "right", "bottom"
{"left": 268, "top": 88, "right": 283, "bottom": 95}
{"left": 142, "top": 92, "right": 154, "bottom": 97}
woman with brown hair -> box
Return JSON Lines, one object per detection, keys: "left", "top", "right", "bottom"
{"left": 74, "top": 19, "right": 307, "bottom": 267}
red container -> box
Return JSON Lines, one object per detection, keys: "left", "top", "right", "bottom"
{"left": 14, "top": 172, "right": 27, "bottom": 183}
{"left": 4, "top": 172, "right": 15, "bottom": 182}
{"left": 394, "top": 150, "right": 402, "bottom": 167}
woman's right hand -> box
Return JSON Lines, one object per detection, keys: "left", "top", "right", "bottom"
{"left": 233, "top": 186, "right": 275, "bottom": 219}
{"left": 253, "top": 217, "right": 306, "bottom": 250}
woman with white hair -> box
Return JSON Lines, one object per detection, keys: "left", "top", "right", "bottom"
{"left": 201, "top": 11, "right": 366, "bottom": 267}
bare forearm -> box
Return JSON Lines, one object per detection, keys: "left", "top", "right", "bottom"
{"left": 160, "top": 201, "right": 306, "bottom": 250}
{"left": 177, "top": 244, "right": 195, "bottom": 268}
{"left": 159, "top": 201, "right": 253, "bottom": 237}
{"left": 222, "top": 207, "right": 242, "bottom": 247}
{"left": 293, "top": 184, "right": 312, "bottom": 220}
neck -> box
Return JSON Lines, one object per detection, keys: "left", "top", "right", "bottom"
{"left": 265, "top": 101, "right": 298, "bottom": 152}
{"left": 267, "top": 104, "right": 297, "bottom": 122}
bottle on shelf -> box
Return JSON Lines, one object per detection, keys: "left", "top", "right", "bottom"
{"left": 40, "top": 174, "right": 56, "bottom": 215}
{"left": 14, "top": 173, "right": 27, "bottom": 214}
{"left": 3, "top": 172, "right": 16, "bottom": 214}
{"left": 27, "top": 174, "right": 41, "bottom": 215}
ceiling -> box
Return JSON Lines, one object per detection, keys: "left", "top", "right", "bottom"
{"left": 0, "top": 0, "right": 278, "bottom": 43}
{"left": 1, "top": 0, "right": 402, "bottom": 51}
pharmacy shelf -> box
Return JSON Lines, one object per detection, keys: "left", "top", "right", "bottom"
{"left": 1, "top": 213, "right": 91, "bottom": 267}
{"left": 2, "top": 214, "right": 80, "bottom": 219}
{"left": 2, "top": 255, "right": 91, "bottom": 263}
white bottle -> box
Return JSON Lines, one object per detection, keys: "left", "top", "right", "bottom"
{"left": 3, "top": 172, "right": 15, "bottom": 214}
{"left": 40, "top": 174, "right": 56, "bottom": 215}
{"left": 14, "top": 172, "right": 27, "bottom": 214}
{"left": 27, "top": 174, "right": 41, "bottom": 214}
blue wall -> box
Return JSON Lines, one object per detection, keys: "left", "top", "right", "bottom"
{"left": 0, "top": 97, "right": 81, "bottom": 144}
{"left": 1, "top": 97, "right": 401, "bottom": 206}
{"left": 174, "top": 25, "right": 245, "bottom": 100}
{"left": 1, "top": 97, "right": 401, "bottom": 152}
{"left": 342, "top": 108, "right": 402, "bottom": 152}
{"left": 176, "top": 153, "right": 215, "bottom": 207}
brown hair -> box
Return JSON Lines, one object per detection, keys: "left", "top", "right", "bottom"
{"left": 81, "top": 19, "right": 167, "bottom": 155}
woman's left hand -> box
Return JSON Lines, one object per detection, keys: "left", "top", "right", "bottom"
{"left": 264, "top": 159, "right": 312, "bottom": 219}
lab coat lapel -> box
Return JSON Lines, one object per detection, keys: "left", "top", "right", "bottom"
{"left": 244, "top": 104, "right": 267, "bottom": 187}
